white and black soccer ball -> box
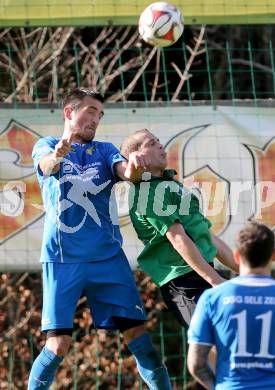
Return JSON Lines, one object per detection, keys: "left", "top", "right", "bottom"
{"left": 139, "top": 2, "right": 184, "bottom": 47}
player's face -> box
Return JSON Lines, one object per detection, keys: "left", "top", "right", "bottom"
{"left": 68, "top": 96, "right": 104, "bottom": 143}
{"left": 138, "top": 132, "right": 167, "bottom": 171}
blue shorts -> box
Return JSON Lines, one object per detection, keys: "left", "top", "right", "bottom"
{"left": 41, "top": 250, "right": 146, "bottom": 331}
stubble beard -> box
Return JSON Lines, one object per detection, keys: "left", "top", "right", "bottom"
{"left": 71, "top": 127, "right": 95, "bottom": 144}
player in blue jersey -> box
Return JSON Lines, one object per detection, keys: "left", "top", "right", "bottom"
{"left": 187, "top": 222, "right": 275, "bottom": 390}
{"left": 28, "top": 88, "right": 172, "bottom": 390}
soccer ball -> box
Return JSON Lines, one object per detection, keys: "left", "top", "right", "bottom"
{"left": 139, "top": 2, "right": 184, "bottom": 47}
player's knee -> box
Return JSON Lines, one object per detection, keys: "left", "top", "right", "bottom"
{"left": 46, "top": 335, "right": 72, "bottom": 356}
{"left": 123, "top": 324, "right": 146, "bottom": 344}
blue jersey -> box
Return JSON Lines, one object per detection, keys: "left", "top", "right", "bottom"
{"left": 32, "top": 136, "right": 125, "bottom": 263}
{"left": 188, "top": 276, "right": 275, "bottom": 390}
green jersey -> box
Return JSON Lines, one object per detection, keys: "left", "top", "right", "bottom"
{"left": 129, "top": 170, "right": 217, "bottom": 287}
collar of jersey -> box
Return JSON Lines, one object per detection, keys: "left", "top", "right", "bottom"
{"left": 237, "top": 275, "right": 273, "bottom": 279}
{"left": 70, "top": 141, "right": 94, "bottom": 146}
{"left": 142, "top": 169, "right": 177, "bottom": 182}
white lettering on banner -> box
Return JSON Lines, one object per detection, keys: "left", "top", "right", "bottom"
{"left": 136, "top": 181, "right": 150, "bottom": 215}
{"left": 111, "top": 181, "right": 132, "bottom": 225}
{"left": 1, "top": 174, "right": 274, "bottom": 234}
{"left": 229, "top": 181, "right": 252, "bottom": 215}
{"left": 0, "top": 106, "right": 274, "bottom": 271}
{"left": 0, "top": 181, "right": 26, "bottom": 217}
{"left": 112, "top": 178, "right": 274, "bottom": 219}
{"left": 1, "top": 178, "right": 274, "bottom": 220}
{"left": 153, "top": 181, "right": 178, "bottom": 216}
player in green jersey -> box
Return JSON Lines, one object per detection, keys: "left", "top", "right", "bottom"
{"left": 121, "top": 129, "right": 238, "bottom": 328}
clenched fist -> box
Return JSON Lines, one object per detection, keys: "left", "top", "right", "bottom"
{"left": 128, "top": 150, "right": 151, "bottom": 170}
{"left": 53, "top": 138, "right": 72, "bottom": 160}
{"left": 40, "top": 135, "right": 73, "bottom": 175}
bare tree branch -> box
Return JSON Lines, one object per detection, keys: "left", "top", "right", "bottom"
{"left": 172, "top": 25, "right": 206, "bottom": 101}
{"left": 108, "top": 46, "right": 158, "bottom": 102}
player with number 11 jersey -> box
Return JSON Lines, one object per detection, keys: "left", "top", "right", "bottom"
{"left": 188, "top": 275, "right": 275, "bottom": 389}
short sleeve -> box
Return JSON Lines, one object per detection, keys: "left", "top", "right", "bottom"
{"left": 144, "top": 182, "right": 181, "bottom": 236}
{"left": 103, "top": 142, "right": 126, "bottom": 177}
{"left": 32, "top": 137, "right": 57, "bottom": 174}
{"left": 187, "top": 290, "right": 214, "bottom": 346}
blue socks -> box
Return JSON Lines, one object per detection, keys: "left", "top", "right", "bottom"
{"left": 127, "top": 332, "right": 172, "bottom": 390}
{"left": 27, "top": 346, "right": 63, "bottom": 390}
{"left": 28, "top": 334, "right": 171, "bottom": 390}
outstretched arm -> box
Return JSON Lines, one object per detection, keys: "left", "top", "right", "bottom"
{"left": 166, "top": 222, "right": 225, "bottom": 286}
{"left": 115, "top": 151, "right": 151, "bottom": 183}
{"left": 39, "top": 138, "right": 72, "bottom": 176}
{"left": 187, "top": 343, "right": 215, "bottom": 390}
{"left": 211, "top": 234, "right": 239, "bottom": 273}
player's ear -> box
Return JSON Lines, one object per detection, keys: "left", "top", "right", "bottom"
{"left": 64, "top": 106, "right": 73, "bottom": 120}
{"left": 233, "top": 249, "right": 241, "bottom": 266}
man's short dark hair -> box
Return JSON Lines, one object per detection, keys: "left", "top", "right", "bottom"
{"left": 61, "top": 88, "right": 104, "bottom": 110}
{"left": 236, "top": 222, "right": 274, "bottom": 268}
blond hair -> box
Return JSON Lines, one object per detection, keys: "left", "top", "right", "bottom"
{"left": 120, "top": 129, "right": 151, "bottom": 159}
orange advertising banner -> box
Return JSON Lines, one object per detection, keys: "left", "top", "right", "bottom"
{"left": 0, "top": 104, "right": 274, "bottom": 271}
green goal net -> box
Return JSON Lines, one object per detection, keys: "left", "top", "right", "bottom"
{"left": 0, "top": 24, "right": 274, "bottom": 104}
